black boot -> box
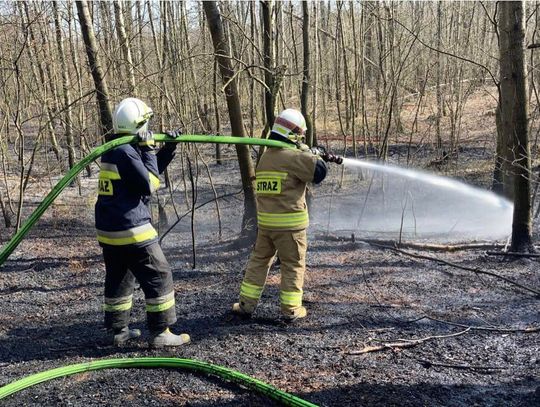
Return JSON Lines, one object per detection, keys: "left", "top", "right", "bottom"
{"left": 109, "top": 326, "right": 141, "bottom": 346}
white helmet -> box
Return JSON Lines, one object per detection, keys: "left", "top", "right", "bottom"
{"left": 113, "top": 98, "right": 154, "bottom": 134}
{"left": 271, "top": 109, "right": 307, "bottom": 142}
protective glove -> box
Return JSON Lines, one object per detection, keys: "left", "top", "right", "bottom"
{"left": 162, "top": 129, "right": 182, "bottom": 151}
{"left": 165, "top": 129, "right": 182, "bottom": 139}
{"left": 297, "top": 142, "right": 311, "bottom": 152}
{"left": 137, "top": 130, "right": 155, "bottom": 148}
{"left": 310, "top": 145, "right": 328, "bottom": 158}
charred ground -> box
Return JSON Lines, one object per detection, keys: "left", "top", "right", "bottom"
{"left": 0, "top": 138, "right": 539, "bottom": 406}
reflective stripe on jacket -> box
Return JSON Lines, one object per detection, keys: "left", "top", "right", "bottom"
{"left": 95, "top": 141, "right": 175, "bottom": 247}
{"left": 255, "top": 135, "right": 327, "bottom": 231}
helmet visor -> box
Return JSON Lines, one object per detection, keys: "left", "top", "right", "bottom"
{"left": 135, "top": 111, "right": 154, "bottom": 128}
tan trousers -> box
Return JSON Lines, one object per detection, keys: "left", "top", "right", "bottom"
{"left": 238, "top": 228, "right": 307, "bottom": 316}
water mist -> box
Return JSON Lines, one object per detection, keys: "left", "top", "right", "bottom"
{"left": 310, "top": 158, "right": 513, "bottom": 242}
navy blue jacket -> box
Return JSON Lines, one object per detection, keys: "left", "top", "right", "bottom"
{"left": 95, "top": 142, "right": 175, "bottom": 247}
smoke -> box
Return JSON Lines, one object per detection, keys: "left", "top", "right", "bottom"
{"left": 310, "top": 158, "right": 513, "bottom": 242}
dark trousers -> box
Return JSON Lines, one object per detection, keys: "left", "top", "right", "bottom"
{"left": 102, "top": 242, "right": 177, "bottom": 332}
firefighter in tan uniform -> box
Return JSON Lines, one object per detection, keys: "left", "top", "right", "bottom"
{"left": 232, "top": 109, "right": 330, "bottom": 321}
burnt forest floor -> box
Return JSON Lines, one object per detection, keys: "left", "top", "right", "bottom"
{"left": 0, "top": 140, "right": 539, "bottom": 407}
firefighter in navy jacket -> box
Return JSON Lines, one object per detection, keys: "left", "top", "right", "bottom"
{"left": 95, "top": 98, "right": 190, "bottom": 347}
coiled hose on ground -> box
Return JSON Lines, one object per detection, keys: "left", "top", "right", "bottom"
{"left": 0, "top": 357, "right": 318, "bottom": 406}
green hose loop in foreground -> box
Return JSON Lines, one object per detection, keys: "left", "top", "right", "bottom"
{"left": 0, "top": 357, "right": 317, "bottom": 407}
{"left": 0, "top": 135, "right": 294, "bottom": 266}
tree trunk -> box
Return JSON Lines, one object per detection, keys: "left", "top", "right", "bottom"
{"left": 20, "top": 2, "right": 61, "bottom": 164}
{"left": 203, "top": 1, "right": 257, "bottom": 239}
{"left": 436, "top": 1, "right": 443, "bottom": 152}
{"left": 67, "top": 2, "right": 92, "bottom": 176}
{"left": 498, "top": 1, "right": 533, "bottom": 252}
{"left": 114, "top": 0, "right": 136, "bottom": 94}
{"left": 53, "top": 2, "right": 76, "bottom": 174}
{"left": 301, "top": 0, "right": 312, "bottom": 146}
{"left": 160, "top": 2, "right": 171, "bottom": 126}
{"left": 249, "top": 1, "right": 256, "bottom": 138}
{"left": 492, "top": 103, "right": 509, "bottom": 195}
{"left": 134, "top": 1, "right": 147, "bottom": 74}
{"left": 311, "top": 1, "right": 318, "bottom": 147}
{"left": 213, "top": 59, "right": 222, "bottom": 165}
{"left": 261, "top": 1, "right": 275, "bottom": 132}
{"left": 0, "top": 188, "right": 12, "bottom": 228}
{"left": 76, "top": 0, "right": 114, "bottom": 139}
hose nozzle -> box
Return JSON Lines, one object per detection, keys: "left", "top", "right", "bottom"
{"left": 311, "top": 146, "right": 344, "bottom": 165}
{"left": 326, "top": 153, "right": 343, "bottom": 165}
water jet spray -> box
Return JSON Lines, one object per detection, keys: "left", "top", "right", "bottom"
{"left": 311, "top": 157, "right": 513, "bottom": 241}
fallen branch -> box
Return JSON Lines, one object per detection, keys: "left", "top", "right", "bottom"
{"left": 315, "top": 233, "right": 507, "bottom": 252}
{"left": 386, "top": 241, "right": 506, "bottom": 253}
{"left": 346, "top": 328, "right": 471, "bottom": 355}
{"left": 415, "top": 358, "right": 508, "bottom": 371}
{"left": 486, "top": 251, "right": 540, "bottom": 258}
{"left": 369, "top": 243, "right": 540, "bottom": 297}
{"left": 418, "top": 315, "right": 540, "bottom": 333}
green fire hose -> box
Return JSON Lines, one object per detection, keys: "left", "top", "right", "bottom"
{"left": 0, "top": 357, "right": 318, "bottom": 406}
{"left": 0, "top": 134, "right": 294, "bottom": 266}
{"left": 0, "top": 136, "right": 315, "bottom": 405}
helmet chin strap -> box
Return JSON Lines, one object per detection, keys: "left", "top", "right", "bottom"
{"left": 287, "top": 133, "right": 305, "bottom": 144}
{"left": 137, "top": 121, "right": 149, "bottom": 134}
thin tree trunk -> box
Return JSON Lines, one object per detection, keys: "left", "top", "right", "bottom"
{"left": 114, "top": 0, "right": 136, "bottom": 94}
{"left": 53, "top": 2, "right": 76, "bottom": 174}
{"left": 262, "top": 1, "right": 275, "bottom": 131}
{"left": 311, "top": 1, "right": 318, "bottom": 147}
{"left": 76, "top": 0, "right": 114, "bottom": 138}
{"left": 213, "top": 59, "right": 222, "bottom": 164}
{"left": 20, "top": 2, "right": 61, "bottom": 163}
{"left": 160, "top": 3, "right": 171, "bottom": 126}
{"left": 135, "top": 1, "right": 146, "bottom": 73}
{"left": 0, "top": 188, "right": 12, "bottom": 228}
{"left": 67, "top": 1, "right": 91, "bottom": 176}
{"left": 301, "top": 0, "right": 312, "bottom": 146}
{"left": 147, "top": 1, "right": 164, "bottom": 130}
{"left": 203, "top": 1, "right": 257, "bottom": 239}
{"left": 249, "top": 1, "right": 256, "bottom": 138}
